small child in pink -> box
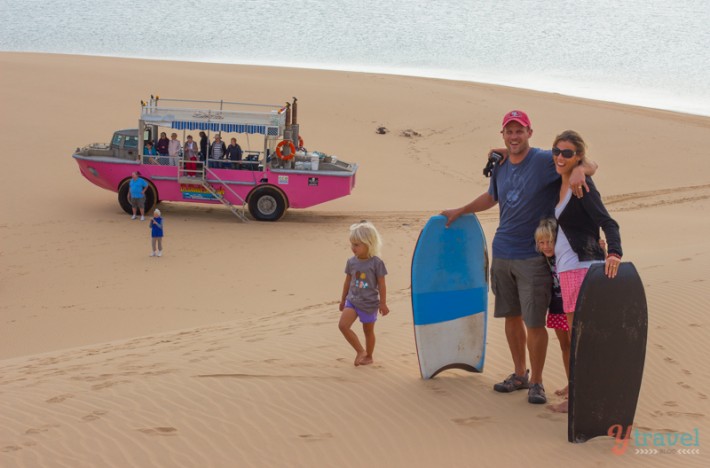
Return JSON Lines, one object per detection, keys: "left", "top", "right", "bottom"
{"left": 535, "top": 219, "right": 570, "bottom": 398}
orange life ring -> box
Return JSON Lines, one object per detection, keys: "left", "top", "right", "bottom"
{"left": 276, "top": 140, "right": 296, "bottom": 160}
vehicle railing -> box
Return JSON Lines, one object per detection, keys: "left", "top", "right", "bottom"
{"left": 146, "top": 98, "right": 284, "bottom": 111}
{"left": 206, "top": 159, "right": 262, "bottom": 170}
{"left": 144, "top": 153, "right": 263, "bottom": 172}
{"left": 177, "top": 159, "right": 205, "bottom": 179}
{"left": 204, "top": 167, "right": 248, "bottom": 206}
{"left": 142, "top": 154, "right": 181, "bottom": 166}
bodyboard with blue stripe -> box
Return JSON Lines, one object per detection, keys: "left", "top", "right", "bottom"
{"left": 411, "top": 214, "right": 488, "bottom": 379}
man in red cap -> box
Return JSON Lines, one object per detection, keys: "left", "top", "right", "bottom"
{"left": 442, "top": 110, "right": 596, "bottom": 405}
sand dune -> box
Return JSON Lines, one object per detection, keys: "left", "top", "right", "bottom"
{"left": 1, "top": 52, "right": 709, "bottom": 467}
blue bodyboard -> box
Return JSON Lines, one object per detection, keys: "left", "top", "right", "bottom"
{"left": 411, "top": 214, "right": 488, "bottom": 379}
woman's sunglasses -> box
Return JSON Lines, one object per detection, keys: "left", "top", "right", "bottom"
{"left": 552, "top": 147, "right": 577, "bottom": 159}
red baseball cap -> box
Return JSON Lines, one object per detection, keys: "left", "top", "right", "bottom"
{"left": 502, "top": 110, "right": 531, "bottom": 129}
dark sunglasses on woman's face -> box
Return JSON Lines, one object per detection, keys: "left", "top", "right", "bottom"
{"left": 552, "top": 147, "right": 577, "bottom": 158}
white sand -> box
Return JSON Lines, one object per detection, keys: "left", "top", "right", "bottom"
{"left": 1, "top": 52, "right": 708, "bottom": 467}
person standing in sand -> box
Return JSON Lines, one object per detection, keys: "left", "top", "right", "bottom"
{"left": 128, "top": 171, "right": 148, "bottom": 220}
{"left": 534, "top": 218, "right": 570, "bottom": 398}
{"left": 149, "top": 209, "right": 164, "bottom": 257}
{"left": 547, "top": 130, "right": 622, "bottom": 413}
{"left": 338, "top": 221, "right": 389, "bottom": 366}
{"left": 441, "top": 110, "right": 597, "bottom": 405}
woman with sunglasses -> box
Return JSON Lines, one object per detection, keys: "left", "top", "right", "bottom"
{"left": 548, "top": 130, "right": 622, "bottom": 413}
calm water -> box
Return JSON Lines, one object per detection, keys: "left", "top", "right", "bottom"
{"left": 2, "top": 0, "right": 709, "bottom": 115}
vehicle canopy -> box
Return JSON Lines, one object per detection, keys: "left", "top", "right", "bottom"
{"left": 138, "top": 97, "right": 287, "bottom": 158}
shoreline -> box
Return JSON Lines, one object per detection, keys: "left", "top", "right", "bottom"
{"left": 3, "top": 50, "right": 709, "bottom": 118}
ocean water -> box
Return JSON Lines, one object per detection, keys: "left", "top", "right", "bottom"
{"left": 1, "top": 0, "right": 709, "bottom": 116}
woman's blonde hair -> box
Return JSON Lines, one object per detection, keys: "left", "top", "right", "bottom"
{"left": 349, "top": 220, "right": 382, "bottom": 257}
{"left": 534, "top": 218, "right": 557, "bottom": 252}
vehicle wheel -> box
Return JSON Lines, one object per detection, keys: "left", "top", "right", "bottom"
{"left": 248, "top": 187, "right": 287, "bottom": 221}
{"left": 118, "top": 179, "right": 157, "bottom": 215}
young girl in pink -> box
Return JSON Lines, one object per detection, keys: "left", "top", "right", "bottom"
{"left": 535, "top": 219, "right": 570, "bottom": 398}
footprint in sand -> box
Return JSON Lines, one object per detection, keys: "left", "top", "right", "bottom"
{"left": 682, "top": 369, "right": 692, "bottom": 375}
{"left": 698, "top": 393, "right": 707, "bottom": 400}
{"left": 662, "top": 401, "right": 678, "bottom": 407}
{"left": 25, "top": 423, "right": 60, "bottom": 435}
{"left": 453, "top": 416, "right": 492, "bottom": 426}
{"left": 425, "top": 384, "right": 448, "bottom": 396}
{"left": 46, "top": 393, "right": 74, "bottom": 404}
{"left": 1, "top": 446, "right": 22, "bottom": 452}
{"left": 666, "top": 411, "right": 705, "bottom": 419}
{"left": 91, "top": 380, "right": 131, "bottom": 390}
{"left": 677, "top": 382, "right": 692, "bottom": 390}
{"left": 138, "top": 427, "right": 178, "bottom": 436}
{"left": 537, "top": 412, "right": 565, "bottom": 421}
{"left": 664, "top": 357, "right": 678, "bottom": 365}
{"left": 298, "top": 433, "right": 333, "bottom": 441}
{"left": 82, "top": 410, "right": 108, "bottom": 422}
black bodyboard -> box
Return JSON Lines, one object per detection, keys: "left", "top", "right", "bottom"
{"left": 568, "top": 262, "right": 648, "bottom": 443}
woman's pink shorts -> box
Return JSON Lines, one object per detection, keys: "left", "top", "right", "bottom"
{"left": 559, "top": 268, "right": 589, "bottom": 314}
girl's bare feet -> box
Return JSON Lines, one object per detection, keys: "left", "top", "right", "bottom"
{"left": 359, "top": 356, "right": 374, "bottom": 365}
{"left": 547, "top": 399, "right": 569, "bottom": 413}
{"left": 555, "top": 385, "right": 569, "bottom": 397}
{"left": 354, "top": 351, "right": 367, "bottom": 366}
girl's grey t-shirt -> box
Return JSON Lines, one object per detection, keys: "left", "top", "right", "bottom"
{"left": 345, "top": 256, "right": 388, "bottom": 313}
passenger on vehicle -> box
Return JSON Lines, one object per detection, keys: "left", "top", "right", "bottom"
{"left": 143, "top": 141, "right": 158, "bottom": 164}
{"left": 199, "top": 131, "right": 208, "bottom": 162}
{"left": 156, "top": 132, "right": 170, "bottom": 157}
{"left": 209, "top": 134, "right": 227, "bottom": 168}
{"left": 226, "top": 137, "right": 243, "bottom": 169}
{"left": 184, "top": 135, "right": 199, "bottom": 175}
{"left": 168, "top": 133, "right": 181, "bottom": 166}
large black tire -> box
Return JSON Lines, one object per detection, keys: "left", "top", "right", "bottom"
{"left": 248, "top": 187, "right": 287, "bottom": 221}
{"left": 118, "top": 179, "right": 157, "bottom": 215}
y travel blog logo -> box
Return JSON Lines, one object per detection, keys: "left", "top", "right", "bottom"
{"left": 609, "top": 425, "right": 701, "bottom": 456}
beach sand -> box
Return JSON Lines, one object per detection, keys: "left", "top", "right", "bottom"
{"left": 1, "top": 52, "right": 708, "bottom": 467}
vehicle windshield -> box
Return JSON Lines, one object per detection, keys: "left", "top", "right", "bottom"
{"left": 124, "top": 135, "right": 138, "bottom": 148}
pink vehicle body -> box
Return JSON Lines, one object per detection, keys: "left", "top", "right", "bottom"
{"left": 73, "top": 97, "right": 357, "bottom": 221}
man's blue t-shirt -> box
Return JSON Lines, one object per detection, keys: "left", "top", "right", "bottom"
{"left": 488, "top": 148, "right": 559, "bottom": 259}
{"left": 129, "top": 177, "right": 148, "bottom": 198}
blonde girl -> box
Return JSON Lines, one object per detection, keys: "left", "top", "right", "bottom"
{"left": 338, "top": 221, "right": 389, "bottom": 366}
{"left": 535, "top": 219, "right": 570, "bottom": 397}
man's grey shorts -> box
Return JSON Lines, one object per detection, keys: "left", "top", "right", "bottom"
{"left": 129, "top": 195, "right": 145, "bottom": 209}
{"left": 490, "top": 256, "right": 551, "bottom": 328}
